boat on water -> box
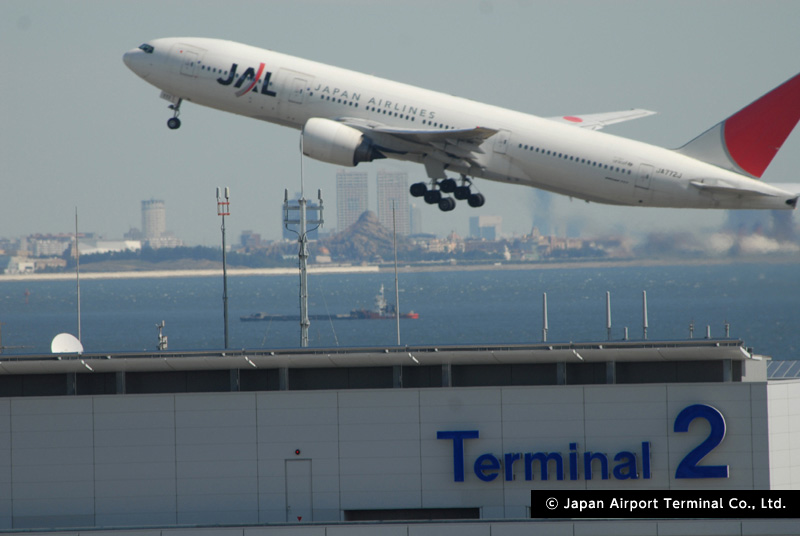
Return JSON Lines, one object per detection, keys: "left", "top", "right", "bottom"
{"left": 241, "top": 285, "right": 419, "bottom": 322}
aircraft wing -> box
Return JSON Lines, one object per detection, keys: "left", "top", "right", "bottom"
{"left": 341, "top": 117, "right": 499, "bottom": 169}
{"left": 548, "top": 108, "right": 657, "bottom": 130}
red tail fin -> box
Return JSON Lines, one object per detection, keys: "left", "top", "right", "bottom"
{"left": 677, "top": 72, "right": 800, "bottom": 178}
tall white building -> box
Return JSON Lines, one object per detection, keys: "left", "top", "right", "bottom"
{"left": 376, "top": 169, "right": 410, "bottom": 235}
{"left": 336, "top": 170, "right": 369, "bottom": 231}
{"left": 141, "top": 199, "right": 182, "bottom": 248}
{"left": 141, "top": 199, "right": 166, "bottom": 240}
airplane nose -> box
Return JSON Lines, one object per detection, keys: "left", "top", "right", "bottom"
{"left": 123, "top": 48, "right": 152, "bottom": 79}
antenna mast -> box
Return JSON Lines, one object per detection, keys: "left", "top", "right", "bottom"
{"left": 217, "top": 187, "right": 231, "bottom": 349}
{"left": 285, "top": 134, "right": 324, "bottom": 347}
{"left": 75, "top": 208, "right": 81, "bottom": 342}
{"left": 393, "top": 201, "right": 401, "bottom": 346}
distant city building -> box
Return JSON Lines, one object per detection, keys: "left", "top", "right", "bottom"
{"left": 28, "top": 235, "right": 73, "bottom": 257}
{"left": 240, "top": 230, "right": 263, "bottom": 249}
{"left": 141, "top": 199, "right": 182, "bottom": 248}
{"left": 141, "top": 199, "right": 166, "bottom": 240}
{"left": 124, "top": 228, "right": 144, "bottom": 241}
{"left": 410, "top": 203, "right": 422, "bottom": 235}
{"left": 78, "top": 240, "right": 142, "bottom": 256}
{"left": 531, "top": 190, "right": 554, "bottom": 236}
{"left": 336, "top": 170, "right": 368, "bottom": 232}
{"left": 376, "top": 170, "right": 410, "bottom": 235}
{"left": 470, "top": 215, "right": 502, "bottom": 240}
{"left": 282, "top": 195, "right": 322, "bottom": 241}
{"left": 4, "top": 257, "right": 35, "bottom": 274}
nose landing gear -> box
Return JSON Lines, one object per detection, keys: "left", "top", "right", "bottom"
{"left": 409, "top": 174, "right": 484, "bottom": 211}
{"left": 167, "top": 98, "right": 183, "bottom": 130}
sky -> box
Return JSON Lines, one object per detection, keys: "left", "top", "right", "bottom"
{"left": 2, "top": 0, "right": 800, "bottom": 246}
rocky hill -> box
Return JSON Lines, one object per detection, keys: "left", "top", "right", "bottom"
{"left": 321, "top": 211, "right": 411, "bottom": 263}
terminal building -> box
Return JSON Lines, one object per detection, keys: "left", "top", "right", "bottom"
{"left": 0, "top": 339, "right": 798, "bottom": 535}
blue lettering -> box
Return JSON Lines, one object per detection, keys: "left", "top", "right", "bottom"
{"left": 583, "top": 451, "right": 609, "bottom": 480}
{"left": 674, "top": 404, "right": 729, "bottom": 479}
{"left": 261, "top": 71, "right": 276, "bottom": 97}
{"left": 437, "top": 430, "right": 479, "bottom": 482}
{"left": 504, "top": 452, "right": 521, "bottom": 481}
{"left": 474, "top": 453, "right": 500, "bottom": 482}
{"left": 525, "top": 452, "right": 564, "bottom": 481}
{"left": 612, "top": 451, "right": 638, "bottom": 479}
{"left": 234, "top": 66, "right": 256, "bottom": 88}
{"left": 569, "top": 442, "right": 578, "bottom": 480}
{"left": 217, "top": 63, "right": 237, "bottom": 85}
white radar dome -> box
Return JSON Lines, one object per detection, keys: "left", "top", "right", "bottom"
{"left": 50, "top": 333, "right": 84, "bottom": 354}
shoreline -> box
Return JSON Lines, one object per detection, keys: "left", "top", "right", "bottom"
{"left": 0, "top": 257, "right": 794, "bottom": 282}
{"left": 0, "top": 265, "right": 380, "bottom": 282}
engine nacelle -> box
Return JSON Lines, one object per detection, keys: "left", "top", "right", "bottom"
{"left": 301, "top": 118, "right": 380, "bottom": 167}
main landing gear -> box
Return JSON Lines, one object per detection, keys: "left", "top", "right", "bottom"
{"left": 166, "top": 98, "right": 183, "bottom": 130}
{"left": 410, "top": 174, "right": 485, "bottom": 212}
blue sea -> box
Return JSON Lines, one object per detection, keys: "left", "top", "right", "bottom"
{"left": 0, "top": 262, "right": 798, "bottom": 360}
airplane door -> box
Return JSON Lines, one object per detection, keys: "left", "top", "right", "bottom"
{"left": 285, "top": 459, "right": 312, "bottom": 522}
{"left": 179, "top": 51, "right": 198, "bottom": 76}
{"left": 493, "top": 130, "right": 511, "bottom": 155}
{"left": 289, "top": 77, "right": 309, "bottom": 104}
{"left": 489, "top": 130, "right": 513, "bottom": 177}
{"left": 173, "top": 44, "right": 205, "bottom": 77}
{"left": 636, "top": 164, "right": 654, "bottom": 190}
{"left": 276, "top": 69, "right": 314, "bottom": 126}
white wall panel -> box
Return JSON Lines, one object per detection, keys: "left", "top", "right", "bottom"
{"left": 11, "top": 398, "right": 94, "bottom": 526}
{"left": 656, "top": 519, "right": 742, "bottom": 535}
{"left": 409, "top": 523, "right": 491, "bottom": 536}
{"left": 768, "top": 380, "right": 800, "bottom": 490}
{"left": 0, "top": 400, "right": 11, "bottom": 529}
{"left": 94, "top": 395, "right": 177, "bottom": 526}
{"left": 574, "top": 521, "right": 658, "bottom": 535}
{"left": 327, "top": 525, "right": 408, "bottom": 536}
{"left": 492, "top": 522, "right": 575, "bottom": 536}
{"left": 175, "top": 393, "right": 258, "bottom": 525}
{"left": 338, "top": 390, "right": 421, "bottom": 509}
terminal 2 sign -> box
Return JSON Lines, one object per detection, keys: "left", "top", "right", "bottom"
{"left": 437, "top": 404, "right": 729, "bottom": 483}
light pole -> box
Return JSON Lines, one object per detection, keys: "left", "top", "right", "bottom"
{"left": 217, "top": 187, "right": 230, "bottom": 349}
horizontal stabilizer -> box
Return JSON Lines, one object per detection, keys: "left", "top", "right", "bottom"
{"left": 548, "top": 109, "right": 657, "bottom": 130}
{"left": 690, "top": 179, "right": 774, "bottom": 196}
{"left": 690, "top": 179, "right": 800, "bottom": 207}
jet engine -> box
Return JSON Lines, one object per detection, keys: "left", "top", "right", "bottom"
{"left": 301, "top": 118, "right": 382, "bottom": 167}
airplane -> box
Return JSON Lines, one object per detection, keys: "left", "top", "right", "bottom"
{"left": 123, "top": 38, "right": 800, "bottom": 213}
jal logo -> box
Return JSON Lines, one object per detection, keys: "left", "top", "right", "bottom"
{"left": 217, "top": 63, "right": 277, "bottom": 98}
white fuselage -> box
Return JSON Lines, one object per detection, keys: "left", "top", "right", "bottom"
{"left": 124, "top": 38, "right": 797, "bottom": 210}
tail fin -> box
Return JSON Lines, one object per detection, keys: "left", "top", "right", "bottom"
{"left": 676, "top": 72, "right": 800, "bottom": 178}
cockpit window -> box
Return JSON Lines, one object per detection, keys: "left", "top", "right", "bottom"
{"left": 138, "top": 44, "right": 155, "bottom": 54}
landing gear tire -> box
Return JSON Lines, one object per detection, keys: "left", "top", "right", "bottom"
{"left": 424, "top": 190, "right": 442, "bottom": 205}
{"left": 439, "top": 178, "right": 457, "bottom": 193}
{"left": 410, "top": 182, "right": 427, "bottom": 197}
{"left": 438, "top": 197, "right": 456, "bottom": 212}
{"left": 468, "top": 193, "right": 485, "bottom": 208}
{"left": 454, "top": 185, "right": 471, "bottom": 200}
{"left": 167, "top": 98, "right": 183, "bottom": 130}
